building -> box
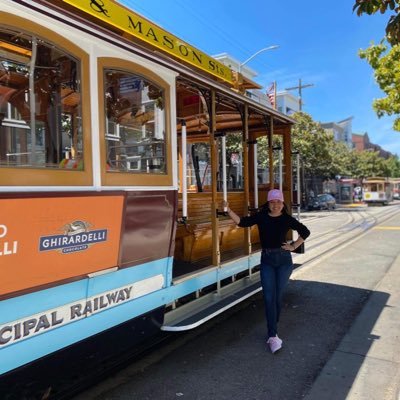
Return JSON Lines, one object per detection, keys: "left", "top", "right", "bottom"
{"left": 352, "top": 132, "right": 368, "bottom": 151}
{"left": 275, "top": 90, "right": 300, "bottom": 115}
{"left": 212, "top": 53, "right": 271, "bottom": 105}
{"left": 352, "top": 132, "right": 393, "bottom": 159}
{"left": 213, "top": 52, "right": 257, "bottom": 79}
{"left": 321, "top": 117, "right": 353, "bottom": 148}
{"left": 213, "top": 53, "right": 305, "bottom": 116}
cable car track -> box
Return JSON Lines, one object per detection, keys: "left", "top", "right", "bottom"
{"left": 293, "top": 204, "right": 400, "bottom": 271}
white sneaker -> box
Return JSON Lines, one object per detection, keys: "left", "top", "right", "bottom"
{"left": 267, "top": 336, "right": 282, "bottom": 354}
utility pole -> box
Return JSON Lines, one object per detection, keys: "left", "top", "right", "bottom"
{"left": 285, "top": 78, "right": 314, "bottom": 111}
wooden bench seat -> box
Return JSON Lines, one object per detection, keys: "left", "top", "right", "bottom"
{"left": 174, "top": 192, "right": 259, "bottom": 263}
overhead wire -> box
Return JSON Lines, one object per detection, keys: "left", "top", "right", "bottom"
{"left": 171, "top": 0, "right": 255, "bottom": 57}
{"left": 119, "top": 0, "right": 272, "bottom": 72}
{"left": 162, "top": 0, "right": 278, "bottom": 75}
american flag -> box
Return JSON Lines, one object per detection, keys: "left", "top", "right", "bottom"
{"left": 266, "top": 82, "right": 275, "bottom": 107}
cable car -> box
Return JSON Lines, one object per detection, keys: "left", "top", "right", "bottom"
{"left": 362, "top": 177, "right": 393, "bottom": 205}
{"left": 0, "top": 0, "right": 296, "bottom": 396}
{"left": 391, "top": 178, "right": 400, "bottom": 200}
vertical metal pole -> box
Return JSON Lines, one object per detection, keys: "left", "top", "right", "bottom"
{"left": 279, "top": 149, "right": 283, "bottom": 192}
{"left": 253, "top": 141, "right": 258, "bottom": 208}
{"left": 302, "top": 157, "right": 306, "bottom": 208}
{"left": 269, "top": 117, "right": 274, "bottom": 187}
{"left": 210, "top": 90, "right": 220, "bottom": 268}
{"left": 221, "top": 135, "right": 227, "bottom": 210}
{"left": 181, "top": 120, "right": 187, "bottom": 219}
{"left": 29, "top": 37, "right": 37, "bottom": 165}
{"left": 282, "top": 125, "right": 293, "bottom": 208}
{"left": 242, "top": 104, "right": 251, "bottom": 256}
{"left": 297, "top": 153, "right": 301, "bottom": 220}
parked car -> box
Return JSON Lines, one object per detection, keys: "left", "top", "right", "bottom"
{"left": 307, "top": 193, "right": 336, "bottom": 210}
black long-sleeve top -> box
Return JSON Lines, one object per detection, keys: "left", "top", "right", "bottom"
{"left": 238, "top": 209, "right": 310, "bottom": 249}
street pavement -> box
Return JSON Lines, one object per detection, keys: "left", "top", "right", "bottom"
{"left": 74, "top": 207, "right": 400, "bottom": 400}
{"left": 303, "top": 218, "right": 400, "bottom": 400}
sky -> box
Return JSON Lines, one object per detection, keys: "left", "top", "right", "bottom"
{"left": 120, "top": 0, "right": 400, "bottom": 157}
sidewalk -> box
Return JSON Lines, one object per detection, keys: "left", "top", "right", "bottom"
{"left": 304, "top": 254, "right": 400, "bottom": 399}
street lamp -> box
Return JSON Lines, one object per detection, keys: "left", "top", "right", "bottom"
{"left": 238, "top": 45, "right": 279, "bottom": 73}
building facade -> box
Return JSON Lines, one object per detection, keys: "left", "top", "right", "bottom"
{"left": 352, "top": 132, "right": 393, "bottom": 159}
{"left": 321, "top": 117, "right": 353, "bottom": 148}
{"left": 276, "top": 91, "right": 300, "bottom": 115}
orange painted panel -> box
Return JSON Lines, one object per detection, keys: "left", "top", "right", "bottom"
{"left": 0, "top": 196, "right": 124, "bottom": 296}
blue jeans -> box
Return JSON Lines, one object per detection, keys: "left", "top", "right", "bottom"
{"left": 260, "top": 249, "right": 293, "bottom": 337}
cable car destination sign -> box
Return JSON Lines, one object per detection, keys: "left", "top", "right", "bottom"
{"left": 62, "top": 0, "right": 234, "bottom": 84}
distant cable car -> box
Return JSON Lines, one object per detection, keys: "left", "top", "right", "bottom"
{"left": 362, "top": 177, "right": 393, "bottom": 205}
{"left": 391, "top": 178, "right": 400, "bottom": 200}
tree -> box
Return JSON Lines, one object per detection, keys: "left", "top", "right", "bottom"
{"left": 291, "top": 112, "right": 336, "bottom": 178}
{"left": 224, "top": 110, "right": 399, "bottom": 191}
{"left": 354, "top": 0, "right": 400, "bottom": 131}
{"left": 353, "top": 0, "right": 400, "bottom": 45}
{"left": 382, "top": 154, "right": 400, "bottom": 175}
{"left": 350, "top": 149, "right": 379, "bottom": 177}
{"left": 329, "top": 141, "right": 352, "bottom": 177}
{"left": 359, "top": 43, "right": 400, "bottom": 130}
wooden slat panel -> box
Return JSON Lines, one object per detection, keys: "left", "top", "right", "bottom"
{"left": 174, "top": 192, "right": 259, "bottom": 262}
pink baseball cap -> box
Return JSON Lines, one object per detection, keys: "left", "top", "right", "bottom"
{"left": 267, "top": 189, "right": 284, "bottom": 202}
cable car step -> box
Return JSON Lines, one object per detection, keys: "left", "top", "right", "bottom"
{"left": 161, "top": 275, "right": 262, "bottom": 331}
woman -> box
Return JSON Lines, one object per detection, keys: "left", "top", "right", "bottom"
{"left": 223, "top": 189, "right": 310, "bottom": 354}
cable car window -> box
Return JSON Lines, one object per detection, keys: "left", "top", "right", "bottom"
{"left": 186, "top": 135, "right": 245, "bottom": 193}
{"left": 225, "top": 133, "right": 244, "bottom": 190}
{"left": 0, "top": 28, "right": 83, "bottom": 170}
{"left": 104, "top": 69, "right": 166, "bottom": 174}
{"left": 188, "top": 142, "right": 210, "bottom": 191}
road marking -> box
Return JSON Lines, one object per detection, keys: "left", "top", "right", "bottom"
{"left": 373, "top": 226, "right": 400, "bottom": 230}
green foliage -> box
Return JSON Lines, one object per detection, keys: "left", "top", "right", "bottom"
{"left": 329, "top": 141, "right": 352, "bottom": 177}
{"left": 353, "top": 0, "right": 400, "bottom": 45}
{"left": 332, "top": 145, "right": 400, "bottom": 178}
{"left": 256, "top": 135, "right": 270, "bottom": 167}
{"left": 383, "top": 154, "right": 400, "bottom": 175}
{"left": 359, "top": 43, "right": 400, "bottom": 130}
{"left": 291, "top": 112, "right": 400, "bottom": 178}
{"left": 291, "top": 112, "right": 336, "bottom": 177}
{"left": 224, "top": 112, "right": 400, "bottom": 181}
{"left": 355, "top": 0, "right": 400, "bottom": 131}
{"left": 225, "top": 132, "right": 242, "bottom": 154}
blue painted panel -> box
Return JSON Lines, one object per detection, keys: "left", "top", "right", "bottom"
{"left": 0, "top": 258, "right": 174, "bottom": 375}
{"left": 86, "top": 257, "right": 171, "bottom": 297}
{"left": 0, "top": 257, "right": 172, "bottom": 325}
{"left": 0, "top": 280, "right": 88, "bottom": 324}
{"left": 0, "top": 286, "right": 170, "bottom": 375}
{"left": 163, "top": 268, "right": 218, "bottom": 304}
{"left": 218, "top": 259, "right": 250, "bottom": 281}
{"left": 0, "top": 254, "right": 260, "bottom": 375}
{"left": 249, "top": 251, "right": 262, "bottom": 267}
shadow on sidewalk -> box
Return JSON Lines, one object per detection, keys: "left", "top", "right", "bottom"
{"left": 64, "top": 279, "right": 390, "bottom": 400}
{"left": 282, "top": 279, "right": 389, "bottom": 400}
